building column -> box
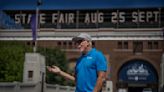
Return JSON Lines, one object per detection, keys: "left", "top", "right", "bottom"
{"left": 160, "top": 53, "right": 164, "bottom": 92}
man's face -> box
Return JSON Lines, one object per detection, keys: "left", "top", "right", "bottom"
{"left": 75, "top": 39, "right": 89, "bottom": 53}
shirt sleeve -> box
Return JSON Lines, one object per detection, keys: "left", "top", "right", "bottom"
{"left": 96, "top": 51, "right": 108, "bottom": 72}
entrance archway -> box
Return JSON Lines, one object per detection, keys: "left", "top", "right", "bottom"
{"left": 117, "top": 59, "right": 158, "bottom": 92}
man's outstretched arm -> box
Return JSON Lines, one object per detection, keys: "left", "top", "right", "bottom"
{"left": 47, "top": 66, "right": 75, "bottom": 81}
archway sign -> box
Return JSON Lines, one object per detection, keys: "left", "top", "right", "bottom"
{"left": 119, "top": 60, "right": 158, "bottom": 83}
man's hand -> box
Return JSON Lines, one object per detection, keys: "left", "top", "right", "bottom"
{"left": 47, "top": 66, "right": 61, "bottom": 74}
{"left": 47, "top": 65, "right": 75, "bottom": 81}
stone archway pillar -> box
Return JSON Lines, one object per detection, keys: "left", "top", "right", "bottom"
{"left": 160, "top": 53, "right": 164, "bottom": 92}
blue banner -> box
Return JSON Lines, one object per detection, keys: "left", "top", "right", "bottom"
{"left": 30, "top": 14, "right": 36, "bottom": 41}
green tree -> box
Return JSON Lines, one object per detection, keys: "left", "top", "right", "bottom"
{"left": 38, "top": 47, "right": 74, "bottom": 86}
{"left": 0, "top": 41, "right": 74, "bottom": 85}
{"left": 0, "top": 41, "right": 32, "bottom": 82}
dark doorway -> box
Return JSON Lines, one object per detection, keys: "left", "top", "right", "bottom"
{"left": 128, "top": 87, "right": 143, "bottom": 92}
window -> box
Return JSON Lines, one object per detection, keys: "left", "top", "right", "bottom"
{"left": 154, "top": 41, "right": 158, "bottom": 49}
{"left": 28, "top": 71, "right": 33, "bottom": 78}
{"left": 32, "top": 42, "right": 35, "bottom": 46}
{"left": 68, "top": 41, "right": 72, "bottom": 48}
{"left": 92, "top": 41, "right": 95, "bottom": 47}
{"left": 118, "top": 41, "right": 122, "bottom": 49}
{"left": 133, "top": 41, "right": 143, "bottom": 53}
{"left": 117, "top": 41, "right": 128, "bottom": 49}
{"left": 148, "top": 41, "right": 153, "bottom": 49}
{"left": 68, "top": 41, "right": 72, "bottom": 46}
{"left": 147, "top": 41, "right": 159, "bottom": 49}
{"left": 26, "top": 42, "right": 31, "bottom": 46}
{"left": 63, "top": 41, "right": 67, "bottom": 46}
{"left": 57, "top": 41, "right": 61, "bottom": 46}
{"left": 124, "top": 41, "right": 128, "bottom": 49}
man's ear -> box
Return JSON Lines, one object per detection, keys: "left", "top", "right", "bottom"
{"left": 87, "top": 44, "right": 89, "bottom": 47}
{"left": 87, "top": 41, "right": 90, "bottom": 47}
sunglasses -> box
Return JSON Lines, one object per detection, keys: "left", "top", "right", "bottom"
{"left": 75, "top": 39, "right": 85, "bottom": 44}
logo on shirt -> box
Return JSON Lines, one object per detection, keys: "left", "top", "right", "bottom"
{"left": 87, "top": 56, "right": 93, "bottom": 60}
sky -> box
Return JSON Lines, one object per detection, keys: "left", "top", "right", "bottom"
{"left": 0, "top": 0, "right": 164, "bottom": 10}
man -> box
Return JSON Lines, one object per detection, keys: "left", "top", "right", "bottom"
{"left": 47, "top": 33, "right": 108, "bottom": 92}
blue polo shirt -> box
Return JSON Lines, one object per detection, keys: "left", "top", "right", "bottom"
{"left": 75, "top": 48, "right": 107, "bottom": 92}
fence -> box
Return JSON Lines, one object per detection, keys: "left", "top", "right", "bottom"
{"left": 0, "top": 81, "right": 112, "bottom": 92}
{"left": 0, "top": 82, "right": 75, "bottom": 92}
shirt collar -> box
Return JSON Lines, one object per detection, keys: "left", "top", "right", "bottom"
{"left": 82, "top": 48, "right": 95, "bottom": 56}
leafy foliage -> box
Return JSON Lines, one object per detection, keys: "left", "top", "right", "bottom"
{"left": 0, "top": 41, "right": 74, "bottom": 86}
{"left": 0, "top": 41, "right": 32, "bottom": 82}
{"left": 38, "top": 47, "right": 74, "bottom": 86}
